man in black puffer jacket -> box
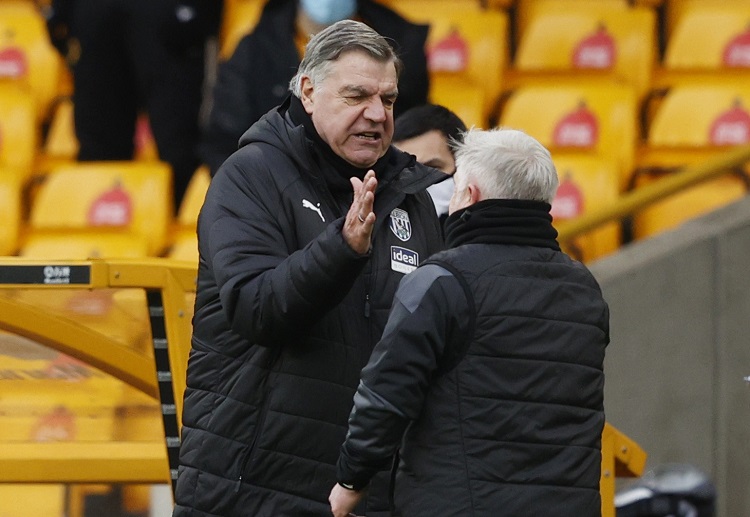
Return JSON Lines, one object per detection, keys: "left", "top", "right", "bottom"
{"left": 174, "top": 20, "right": 445, "bottom": 517}
{"left": 331, "top": 128, "right": 610, "bottom": 517}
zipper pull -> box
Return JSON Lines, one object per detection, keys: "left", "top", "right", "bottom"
{"left": 234, "top": 475, "right": 242, "bottom": 493}
{"left": 364, "top": 294, "right": 371, "bottom": 318}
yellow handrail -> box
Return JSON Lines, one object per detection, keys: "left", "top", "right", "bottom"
{"left": 556, "top": 144, "right": 750, "bottom": 241}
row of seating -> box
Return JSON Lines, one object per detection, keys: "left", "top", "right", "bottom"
{"left": 2, "top": 0, "right": 749, "bottom": 265}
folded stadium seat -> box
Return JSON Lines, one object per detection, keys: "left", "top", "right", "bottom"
{"left": 428, "top": 75, "right": 486, "bottom": 130}
{"left": 550, "top": 154, "right": 622, "bottom": 263}
{"left": 37, "top": 96, "right": 78, "bottom": 174}
{"left": 638, "top": 81, "right": 750, "bottom": 171}
{"left": 0, "top": 82, "right": 39, "bottom": 182}
{"left": 514, "top": 0, "right": 630, "bottom": 47}
{"left": 0, "top": 0, "right": 63, "bottom": 122}
{"left": 654, "top": 1, "right": 750, "bottom": 90}
{"left": 498, "top": 82, "right": 638, "bottom": 191}
{"left": 632, "top": 80, "right": 750, "bottom": 240}
{"left": 0, "top": 171, "right": 22, "bottom": 256}
{"left": 27, "top": 161, "right": 173, "bottom": 257}
{"left": 219, "top": 0, "right": 265, "bottom": 59}
{"left": 387, "top": 0, "right": 509, "bottom": 127}
{"left": 510, "top": 1, "right": 656, "bottom": 101}
{"left": 167, "top": 165, "right": 210, "bottom": 263}
{"left": 663, "top": 0, "right": 750, "bottom": 43}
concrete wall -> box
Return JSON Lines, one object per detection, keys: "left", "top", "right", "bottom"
{"left": 590, "top": 197, "right": 750, "bottom": 517}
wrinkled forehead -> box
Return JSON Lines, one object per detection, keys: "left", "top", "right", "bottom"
{"left": 323, "top": 49, "right": 399, "bottom": 85}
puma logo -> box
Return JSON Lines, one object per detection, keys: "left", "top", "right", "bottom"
{"left": 302, "top": 199, "right": 325, "bottom": 222}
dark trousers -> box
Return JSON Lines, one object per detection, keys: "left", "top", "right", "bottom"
{"left": 68, "top": 0, "right": 206, "bottom": 211}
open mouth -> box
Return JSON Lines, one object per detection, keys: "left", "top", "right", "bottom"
{"left": 355, "top": 132, "right": 381, "bottom": 142}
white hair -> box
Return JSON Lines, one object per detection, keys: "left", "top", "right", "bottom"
{"left": 453, "top": 127, "right": 559, "bottom": 203}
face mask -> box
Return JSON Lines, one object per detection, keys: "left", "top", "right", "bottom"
{"left": 426, "top": 177, "right": 455, "bottom": 217}
{"left": 300, "top": 0, "right": 356, "bottom": 26}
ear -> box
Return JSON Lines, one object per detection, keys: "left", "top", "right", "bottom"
{"left": 300, "top": 76, "right": 315, "bottom": 114}
{"left": 467, "top": 182, "right": 482, "bottom": 205}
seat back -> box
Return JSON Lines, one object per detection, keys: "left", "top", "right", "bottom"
{"left": 29, "top": 162, "right": 173, "bottom": 256}
{"left": 513, "top": 3, "right": 655, "bottom": 98}
{"left": 0, "top": 0, "right": 63, "bottom": 120}
{"left": 390, "top": 1, "right": 509, "bottom": 124}
{"left": 550, "top": 154, "right": 621, "bottom": 263}
{"left": 0, "top": 82, "right": 38, "bottom": 180}
{"left": 499, "top": 82, "right": 638, "bottom": 190}
{"left": 664, "top": 3, "right": 750, "bottom": 70}
{"left": 648, "top": 82, "right": 750, "bottom": 148}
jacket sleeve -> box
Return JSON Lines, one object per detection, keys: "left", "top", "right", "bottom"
{"left": 336, "top": 264, "right": 472, "bottom": 489}
{"left": 202, "top": 152, "right": 369, "bottom": 347}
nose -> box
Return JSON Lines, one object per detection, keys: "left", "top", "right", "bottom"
{"left": 364, "top": 98, "right": 387, "bottom": 123}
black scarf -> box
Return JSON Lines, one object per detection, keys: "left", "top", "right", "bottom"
{"left": 444, "top": 199, "right": 560, "bottom": 251}
{"left": 287, "top": 94, "right": 407, "bottom": 193}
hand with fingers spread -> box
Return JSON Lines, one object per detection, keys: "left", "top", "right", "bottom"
{"left": 343, "top": 169, "right": 377, "bottom": 255}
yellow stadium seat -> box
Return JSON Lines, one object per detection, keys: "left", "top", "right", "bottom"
{"left": 511, "top": 2, "right": 656, "bottom": 99}
{"left": 514, "top": 0, "right": 629, "bottom": 46}
{"left": 499, "top": 82, "right": 638, "bottom": 190}
{"left": 387, "top": 2, "right": 509, "bottom": 125}
{"left": 176, "top": 165, "right": 210, "bottom": 228}
{"left": 550, "top": 154, "right": 621, "bottom": 263}
{"left": 0, "top": 485, "right": 65, "bottom": 517}
{"left": 167, "top": 165, "right": 210, "bottom": 263}
{"left": 429, "top": 75, "right": 486, "bottom": 129}
{"left": 0, "top": 82, "right": 38, "bottom": 181}
{"left": 0, "top": 171, "right": 22, "bottom": 256}
{"left": 0, "top": 0, "right": 63, "bottom": 121}
{"left": 663, "top": 2, "right": 750, "bottom": 70}
{"left": 28, "top": 161, "right": 173, "bottom": 256}
{"left": 638, "top": 81, "right": 750, "bottom": 173}
{"left": 664, "top": 0, "right": 750, "bottom": 41}
{"left": 219, "top": 0, "right": 265, "bottom": 59}
{"left": 631, "top": 173, "right": 749, "bottom": 240}
{"left": 38, "top": 96, "right": 78, "bottom": 173}
{"left": 20, "top": 233, "right": 150, "bottom": 260}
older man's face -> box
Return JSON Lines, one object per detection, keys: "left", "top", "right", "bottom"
{"left": 301, "top": 50, "right": 398, "bottom": 168}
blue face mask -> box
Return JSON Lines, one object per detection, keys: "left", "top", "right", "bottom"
{"left": 300, "top": 0, "right": 356, "bottom": 26}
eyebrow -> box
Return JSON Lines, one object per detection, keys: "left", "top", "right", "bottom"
{"left": 340, "top": 85, "right": 399, "bottom": 100}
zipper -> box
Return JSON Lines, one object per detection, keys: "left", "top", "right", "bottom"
{"left": 364, "top": 293, "right": 370, "bottom": 318}
{"left": 234, "top": 371, "right": 274, "bottom": 493}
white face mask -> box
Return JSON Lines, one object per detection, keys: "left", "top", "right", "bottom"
{"left": 300, "top": 0, "right": 356, "bottom": 26}
{"left": 426, "top": 177, "right": 455, "bottom": 217}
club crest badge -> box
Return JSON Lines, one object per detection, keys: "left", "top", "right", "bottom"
{"left": 389, "top": 208, "right": 412, "bottom": 242}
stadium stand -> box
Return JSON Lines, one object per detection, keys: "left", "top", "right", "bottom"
{"left": 26, "top": 162, "right": 173, "bottom": 257}
{"left": 498, "top": 82, "right": 638, "bottom": 191}
{"left": 509, "top": 1, "right": 656, "bottom": 100}
{"left": 551, "top": 154, "right": 622, "bottom": 262}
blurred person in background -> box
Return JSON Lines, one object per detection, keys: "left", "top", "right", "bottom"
{"left": 330, "top": 127, "right": 610, "bottom": 517}
{"left": 44, "top": 0, "right": 223, "bottom": 212}
{"left": 393, "top": 103, "right": 467, "bottom": 224}
{"left": 200, "top": 0, "right": 430, "bottom": 176}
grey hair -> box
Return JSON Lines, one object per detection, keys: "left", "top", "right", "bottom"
{"left": 289, "top": 19, "right": 403, "bottom": 96}
{"left": 453, "top": 128, "right": 559, "bottom": 204}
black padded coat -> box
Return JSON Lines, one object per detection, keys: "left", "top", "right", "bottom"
{"left": 173, "top": 96, "right": 445, "bottom": 516}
